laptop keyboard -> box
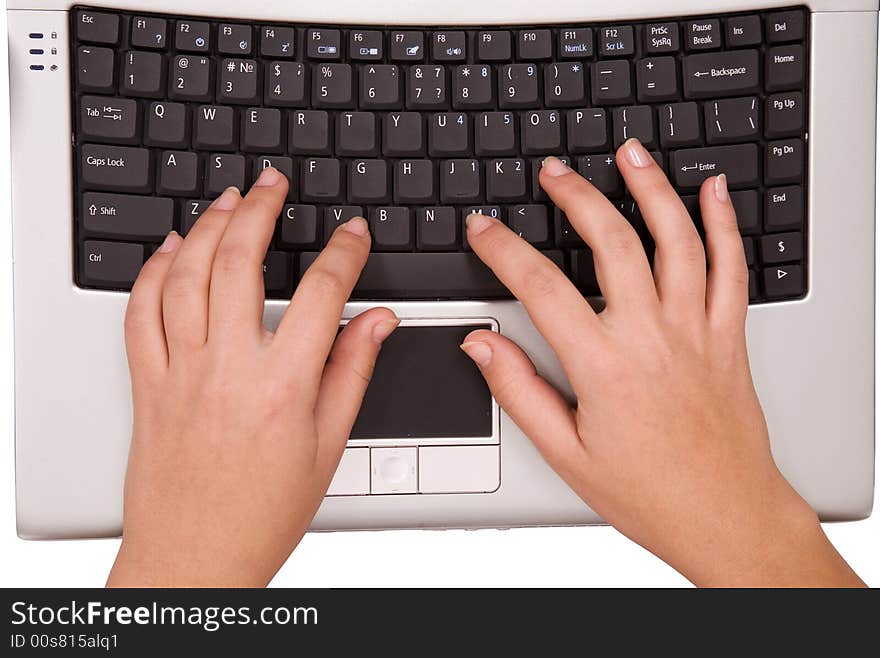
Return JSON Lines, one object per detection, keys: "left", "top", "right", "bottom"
{"left": 72, "top": 6, "right": 809, "bottom": 303}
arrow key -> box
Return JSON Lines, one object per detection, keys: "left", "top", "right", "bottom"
{"left": 763, "top": 264, "right": 804, "bottom": 299}
{"left": 760, "top": 232, "right": 802, "bottom": 264}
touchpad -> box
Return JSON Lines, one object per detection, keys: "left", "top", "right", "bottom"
{"left": 350, "top": 324, "right": 494, "bottom": 440}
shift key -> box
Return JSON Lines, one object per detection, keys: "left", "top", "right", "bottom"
{"left": 82, "top": 192, "right": 174, "bottom": 239}
{"left": 80, "top": 144, "right": 151, "bottom": 194}
{"left": 671, "top": 144, "right": 759, "bottom": 190}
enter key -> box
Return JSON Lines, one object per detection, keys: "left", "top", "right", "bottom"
{"left": 671, "top": 143, "right": 759, "bottom": 191}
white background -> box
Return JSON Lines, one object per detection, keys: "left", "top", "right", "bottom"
{"left": 0, "top": 9, "right": 877, "bottom": 588}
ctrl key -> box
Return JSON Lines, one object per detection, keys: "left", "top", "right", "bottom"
{"left": 763, "top": 264, "right": 804, "bottom": 300}
{"left": 81, "top": 240, "right": 145, "bottom": 289}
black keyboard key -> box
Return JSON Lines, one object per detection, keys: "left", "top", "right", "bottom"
{"left": 394, "top": 159, "right": 435, "bottom": 204}
{"left": 263, "top": 251, "right": 290, "bottom": 293}
{"left": 146, "top": 101, "right": 188, "bottom": 148}
{"left": 591, "top": 60, "right": 633, "bottom": 105}
{"left": 76, "top": 10, "right": 120, "bottom": 45}
{"left": 612, "top": 106, "right": 656, "bottom": 149}
{"left": 453, "top": 65, "right": 493, "bottom": 109}
{"left": 289, "top": 110, "right": 331, "bottom": 155}
{"left": 570, "top": 249, "right": 600, "bottom": 295}
{"left": 659, "top": 102, "right": 702, "bottom": 148}
{"left": 766, "top": 92, "right": 805, "bottom": 139}
{"left": 766, "top": 45, "right": 805, "bottom": 92}
{"left": 169, "top": 54, "right": 212, "bottom": 102}
{"left": 350, "top": 30, "right": 383, "bottom": 61}
{"left": 80, "top": 144, "right": 151, "bottom": 194}
{"left": 544, "top": 62, "right": 587, "bottom": 107}
{"left": 532, "top": 156, "right": 572, "bottom": 201}
{"left": 476, "top": 112, "right": 516, "bottom": 156}
{"left": 486, "top": 158, "right": 528, "bottom": 202}
{"left": 765, "top": 186, "right": 804, "bottom": 231}
{"left": 175, "top": 20, "right": 211, "bottom": 53}
{"left": 432, "top": 31, "right": 467, "bottom": 62}
{"left": 371, "top": 207, "right": 413, "bottom": 251}
{"left": 307, "top": 29, "right": 342, "bottom": 60}
{"left": 384, "top": 112, "right": 424, "bottom": 156}
{"left": 158, "top": 150, "right": 199, "bottom": 196}
{"left": 477, "top": 31, "right": 512, "bottom": 62}
{"left": 743, "top": 238, "right": 756, "bottom": 267}
{"left": 766, "top": 11, "right": 805, "bottom": 43}
{"left": 390, "top": 31, "right": 425, "bottom": 62}
{"left": 683, "top": 49, "right": 760, "bottom": 99}
{"left": 205, "top": 154, "right": 247, "bottom": 196}
{"left": 218, "top": 24, "right": 253, "bottom": 56}
{"left": 577, "top": 154, "right": 623, "bottom": 197}
{"left": 281, "top": 205, "right": 319, "bottom": 248}
{"left": 441, "top": 159, "right": 481, "bottom": 204}
{"left": 261, "top": 26, "right": 296, "bottom": 58}
{"left": 643, "top": 23, "right": 679, "bottom": 54}
{"left": 121, "top": 50, "right": 164, "bottom": 97}
{"left": 81, "top": 240, "right": 144, "bottom": 288}
{"left": 518, "top": 30, "right": 553, "bottom": 61}
{"left": 554, "top": 209, "right": 585, "bottom": 247}
{"left": 509, "top": 205, "right": 550, "bottom": 246}
{"left": 567, "top": 109, "right": 609, "bottom": 153}
{"left": 429, "top": 112, "right": 470, "bottom": 157}
{"left": 558, "top": 28, "right": 593, "bottom": 59}
{"left": 182, "top": 200, "right": 210, "bottom": 234}
{"left": 685, "top": 19, "right": 721, "bottom": 51}
{"left": 730, "top": 190, "right": 760, "bottom": 235}
{"left": 636, "top": 57, "right": 678, "bottom": 102}
{"left": 498, "top": 64, "right": 540, "bottom": 109}
{"left": 265, "top": 61, "right": 307, "bottom": 107}
{"left": 704, "top": 97, "right": 760, "bottom": 144}
{"left": 77, "top": 46, "right": 115, "bottom": 94}
{"left": 80, "top": 96, "right": 138, "bottom": 144}
{"left": 301, "top": 158, "right": 342, "bottom": 202}
{"left": 337, "top": 112, "right": 379, "bottom": 157}
{"left": 324, "top": 206, "right": 364, "bottom": 243}
{"left": 726, "top": 16, "right": 762, "bottom": 48}
{"left": 131, "top": 16, "right": 168, "bottom": 50}
{"left": 763, "top": 264, "right": 803, "bottom": 299}
{"left": 361, "top": 65, "right": 402, "bottom": 109}
{"left": 761, "top": 232, "right": 803, "bottom": 264}
{"left": 312, "top": 63, "right": 354, "bottom": 108}
{"left": 671, "top": 144, "right": 759, "bottom": 191}
{"left": 242, "top": 107, "right": 283, "bottom": 153}
{"left": 253, "top": 156, "right": 295, "bottom": 200}
{"left": 219, "top": 58, "right": 259, "bottom": 104}
{"left": 193, "top": 105, "right": 235, "bottom": 150}
{"left": 599, "top": 26, "right": 634, "bottom": 57}
{"left": 349, "top": 159, "right": 390, "bottom": 204}
{"left": 82, "top": 193, "right": 173, "bottom": 240}
{"left": 416, "top": 207, "right": 458, "bottom": 251}
{"left": 749, "top": 269, "right": 760, "bottom": 301}
{"left": 521, "top": 110, "right": 563, "bottom": 155}
{"left": 766, "top": 139, "right": 804, "bottom": 186}
{"left": 407, "top": 65, "right": 447, "bottom": 110}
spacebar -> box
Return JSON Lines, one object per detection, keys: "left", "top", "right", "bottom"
{"left": 298, "top": 251, "right": 565, "bottom": 299}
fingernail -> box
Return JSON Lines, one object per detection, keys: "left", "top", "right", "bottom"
{"left": 623, "top": 138, "right": 651, "bottom": 168}
{"left": 342, "top": 216, "right": 369, "bottom": 236}
{"left": 372, "top": 317, "right": 400, "bottom": 344}
{"left": 157, "top": 231, "right": 182, "bottom": 254}
{"left": 466, "top": 213, "right": 493, "bottom": 235}
{"left": 714, "top": 174, "right": 730, "bottom": 203}
{"left": 541, "top": 156, "right": 572, "bottom": 177}
{"left": 210, "top": 187, "right": 240, "bottom": 210}
{"left": 460, "top": 341, "right": 493, "bottom": 367}
{"left": 254, "top": 166, "right": 281, "bottom": 187}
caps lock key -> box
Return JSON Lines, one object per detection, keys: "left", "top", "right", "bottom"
{"left": 80, "top": 144, "right": 151, "bottom": 194}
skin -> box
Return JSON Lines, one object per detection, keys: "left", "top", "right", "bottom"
{"left": 109, "top": 142, "right": 865, "bottom": 588}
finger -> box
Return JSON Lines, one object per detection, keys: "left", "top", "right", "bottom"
{"left": 539, "top": 156, "right": 659, "bottom": 313}
{"left": 701, "top": 175, "right": 749, "bottom": 330}
{"left": 459, "top": 330, "right": 586, "bottom": 476}
{"left": 273, "top": 218, "right": 371, "bottom": 380}
{"left": 616, "top": 139, "right": 707, "bottom": 319}
{"left": 465, "top": 212, "right": 604, "bottom": 361}
{"left": 124, "top": 231, "right": 183, "bottom": 377}
{"left": 313, "top": 308, "right": 399, "bottom": 475}
{"left": 208, "top": 167, "right": 289, "bottom": 343}
{"left": 162, "top": 187, "right": 241, "bottom": 355}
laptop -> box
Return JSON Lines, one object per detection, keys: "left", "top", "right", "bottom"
{"left": 8, "top": 0, "right": 876, "bottom": 538}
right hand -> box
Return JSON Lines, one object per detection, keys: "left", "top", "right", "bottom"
{"left": 460, "top": 141, "right": 864, "bottom": 588}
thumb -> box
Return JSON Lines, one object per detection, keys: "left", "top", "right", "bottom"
{"left": 460, "top": 330, "right": 584, "bottom": 472}
{"left": 314, "top": 308, "right": 399, "bottom": 475}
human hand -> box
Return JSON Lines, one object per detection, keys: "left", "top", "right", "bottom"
{"left": 107, "top": 168, "right": 398, "bottom": 587}
{"left": 461, "top": 140, "right": 864, "bottom": 587}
